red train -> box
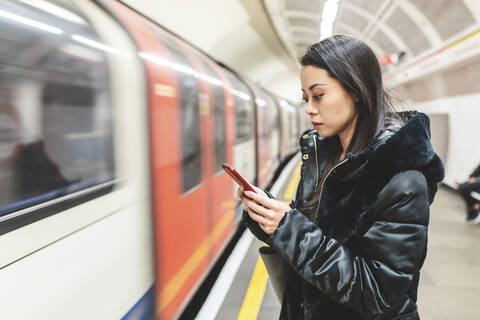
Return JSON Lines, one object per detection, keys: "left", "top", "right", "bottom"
{"left": 0, "top": 0, "right": 309, "bottom": 319}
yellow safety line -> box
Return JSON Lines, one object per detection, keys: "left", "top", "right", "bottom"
{"left": 237, "top": 258, "right": 269, "bottom": 320}
{"left": 157, "top": 160, "right": 302, "bottom": 317}
{"left": 284, "top": 162, "right": 302, "bottom": 200}
{"left": 237, "top": 160, "right": 302, "bottom": 319}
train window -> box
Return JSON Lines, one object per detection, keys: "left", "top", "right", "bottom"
{"left": 290, "top": 109, "right": 296, "bottom": 138}
{"left": 149, "top": 29, "right": 202, "bottom": 192}
{"left": 268, "top": 96, "right": 278, "bottom": 134}
{"left": 224, "top": 71, "right": 255, "bottom": 143}
{"left": 260, "top": 94, "right": 278, "bottom": 138}
{"left": 272, "top": 101, "right": 280, "bottom": 132}
{"left": 0, "top": 0, "right": 114, "bottom": 229}
{"left": 194, "top": 54, "right": 226, "bottom": 173}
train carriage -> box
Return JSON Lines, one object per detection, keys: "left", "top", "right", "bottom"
{"left": 0, "top": 0, "right": 306, "bottom": 319}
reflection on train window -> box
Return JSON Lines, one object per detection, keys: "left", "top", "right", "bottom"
{"left": 290, "top": 108, "right": 297, "bottom": 139}
{"left": 225, "top": 72, "right": 255, "bottom": 144}
{"left": 195, "top": 54, "right": 226, "bottom": 173}
{"left": 151, "top": 29, "right": 202, "bottom": 192}
{"left": 0, "top": 1, "right": 114, "bottom": 220}
{"left": 260, "top": 94, "right": 278, "bottom": 138}
{"left": 273, "top": 104, "right": 280, "bottom": 132}
{"left": 270, "top": 96, "right": 280, "bottom": 133}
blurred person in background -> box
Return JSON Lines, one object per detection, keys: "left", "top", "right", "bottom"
{"left": 458, "top": 163, "right": 480, "bottom": 224}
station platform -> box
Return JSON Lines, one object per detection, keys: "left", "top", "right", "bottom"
{"left": 196, "top": 155, "right": 480, "bottom": 320}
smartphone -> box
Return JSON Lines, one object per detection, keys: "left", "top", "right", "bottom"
{"left": 222, "top": 163, "right": 257, "bottom": 193}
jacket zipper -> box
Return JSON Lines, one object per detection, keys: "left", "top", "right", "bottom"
{"left": 313, "top": 137, "right": 319, "bottom": 188}
{"left": 313, "top": 157, "right": 349, "bottom": 222}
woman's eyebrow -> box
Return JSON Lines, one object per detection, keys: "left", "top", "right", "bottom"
{"left": 309, "top": 83, "right": 327, "bottom": 90}
{"left": 301, "top": 83, "right": 328, "bottom": 92}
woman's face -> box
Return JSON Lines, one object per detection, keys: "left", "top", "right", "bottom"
{"left": 301, "top": 65, "right": 356, "bottom": 138}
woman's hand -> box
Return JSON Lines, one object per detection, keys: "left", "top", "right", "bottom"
{"left": 236, "top": 185, "right": 268, "bottom": 200}
{"left": 238, "top": 187, "right": 292, "bottom": 235}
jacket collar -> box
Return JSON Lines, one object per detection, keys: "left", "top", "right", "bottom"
{"left": 299, "top": 111, "right": 445, "bottom": 203}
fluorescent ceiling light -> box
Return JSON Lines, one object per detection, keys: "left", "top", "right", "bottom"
{"left": 322, "top": 0, "right": 340, "bottom": 24}
{"left": 0, "top": 8, "right": 63, "bottom": 34}
{"left": 320, "top": 21, "right": 333, "bottom": 40}
{"left": 320, "top": 0, "right": 340, "bottom": 40}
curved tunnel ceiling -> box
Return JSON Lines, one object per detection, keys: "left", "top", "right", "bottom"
{"left": 117, "top": 0, "right": 480, "bottom": 102}
{"left": 264, "top": 0, "right": 479, "bottom": 72}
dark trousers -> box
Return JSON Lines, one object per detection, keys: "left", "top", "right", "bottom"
{"left": 458, "top": 179, "right": 480, "bottom": 208}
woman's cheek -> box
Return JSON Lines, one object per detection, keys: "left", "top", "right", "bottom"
{"left": 317, "top": 125, "right": 333, "bottom": 137}
{"left": 319, "top": 114, "right": 336, "bottom": 136}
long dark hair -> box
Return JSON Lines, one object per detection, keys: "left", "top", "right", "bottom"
{"left": 299, "top": 35, "right": 403, "bottom": 221}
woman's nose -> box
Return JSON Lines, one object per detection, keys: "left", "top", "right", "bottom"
{"left": 305, "top": 101, "right": 317, "bottom": 115}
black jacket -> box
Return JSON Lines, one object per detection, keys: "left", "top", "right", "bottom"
{"left": 470, "top": 164, "right": 480, "bottom": 178}
{"left": 243, "top": 111, "right": 445, "bottom": 319}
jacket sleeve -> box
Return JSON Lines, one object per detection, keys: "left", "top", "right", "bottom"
{"left": 268, "top": 170, "right": 430, "bottom": 317}
{"left": 470, "top": 163, "right": 480, "bottom": 178}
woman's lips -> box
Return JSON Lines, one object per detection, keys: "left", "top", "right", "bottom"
{"left": 312, "top": 122, "right": 323, "bottom": 129}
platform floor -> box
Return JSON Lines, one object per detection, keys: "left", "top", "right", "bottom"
{"left": 209, "top": 161, "right": 480, "bottom": 320}
{"left": 417, "top": 186, "right": 480, "bottom": 320}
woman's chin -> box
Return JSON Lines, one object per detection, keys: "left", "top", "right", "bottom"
{"left": 314, "top": 127, "right": 331, "bottom": 137}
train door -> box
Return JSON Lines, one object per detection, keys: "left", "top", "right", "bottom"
{"left": 247, "top": 84, "right": 280, "bottom": 188}
{"left": 278, "top": 100, "right": 291, "bottom": 160}
{"left": 104, "top": 2, "right": 212, "bottom": 319}
{"left": 269, "top": 95, "right": 281, "bottom": 172}
{"left": 186, "top": 51, "right": 238, "bottom": 256}
{"left": 224, "top": 71, "right": 256, "bottom": 200}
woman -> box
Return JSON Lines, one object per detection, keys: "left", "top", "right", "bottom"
{"left": 238, "top": 35, "right": 445, "bottom": 320}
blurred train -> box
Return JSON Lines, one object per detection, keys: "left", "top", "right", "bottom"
{"left": 0, "top": 0, "right": 309, "bottom": 319}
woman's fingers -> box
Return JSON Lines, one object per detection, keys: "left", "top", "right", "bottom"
{"left": 236, "top": 186, "right": 245, "bottom": 200}
{"left": 251, "top": 186, "right": 267, "bottom": 198}
{"left": 244, "top": 191, "right": 274, "bottom": 209}
{"left": 245, "top": 198, "right": 271, "bottom": 218}
{"left": 245, "top": 207, "right": 270, "bottom": 226}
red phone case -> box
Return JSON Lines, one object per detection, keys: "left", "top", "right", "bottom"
{"left": 222, "top": 163, "right": 256, "bottom": 193}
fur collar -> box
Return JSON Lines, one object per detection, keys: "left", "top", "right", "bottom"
{"left": 304, "top": 111, "right": 445, "bottom": 204}
{"left": 299, "top": 111, "right": 445, "bottom": 243}
{"left": 340, "top": 111, "right": 444, "bottom": 203}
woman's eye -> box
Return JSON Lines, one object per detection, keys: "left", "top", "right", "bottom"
{"left": 302, "top": 94, "right": 324, "bottom": 102}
